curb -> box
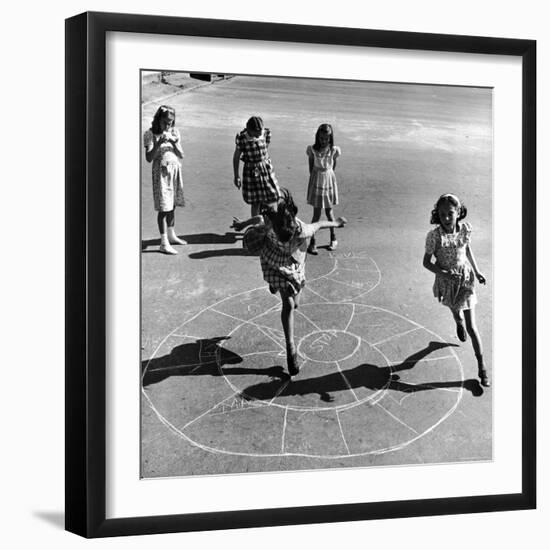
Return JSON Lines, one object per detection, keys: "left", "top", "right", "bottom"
{"left": 142, "top": 76, "right": 234, "bottom": 107}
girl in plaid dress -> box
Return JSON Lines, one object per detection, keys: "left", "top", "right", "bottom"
{"left": 143, "top": 105, "right": 186, "bottom": 255}
{"left": 233, "top": 116, "right": 281, "bottom": 216}
{"left": 423, "top": 193, "right": 489, "bottom": 387}
{"left": 232, "top": 189, "right": 347, "bottom": 376}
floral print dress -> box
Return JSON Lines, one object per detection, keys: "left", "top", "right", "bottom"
{"left": 425, "top": 222, "right": 477, "bottom": 311}
{"left": 143, "top": 127, "right": 185, "bottom": 212}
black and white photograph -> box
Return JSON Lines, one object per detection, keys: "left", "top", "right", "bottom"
{"left": 3, "top": 0, "right": 545, "bottom": 547}
{"left": 140, "top": 70, "right": 493, "bottom": 478}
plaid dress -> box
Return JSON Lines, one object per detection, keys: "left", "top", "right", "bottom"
{"left": 259, "top": 218, "right": 316, "bottom": 296}
{"left": 235, "top": 128, "right": 280, "bottom": 205}
{"left": 425, "top": 222, "right": 477, "bottom": 311}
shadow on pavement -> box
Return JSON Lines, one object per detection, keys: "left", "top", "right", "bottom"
{"left": 240, "top": 340, "right": 484, "bottom": 401}
{"left": 142, "top": 231, "right": 241, "bottom": 251}
{"left": 142, "top": 336, "right": 286, "bottom": 387}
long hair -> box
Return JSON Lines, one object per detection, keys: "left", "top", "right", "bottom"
{"left": 313, "top": 123, "right": 335, "bottom": 151}
{"left": 430, "top": 193, "right": 468, "bottom": 225}
{"left": 151, "top": 105, "right": 176, "bottom": 135}
{"left": 265, "top": 188, "right": 298, "bottom": 243}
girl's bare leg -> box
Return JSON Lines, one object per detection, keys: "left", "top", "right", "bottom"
{"left": 157, "top": 211, "right": 168, "bottom": 234}
{"left": 464, "top": 308, "right": 490, "bottom": 386}
{"left": 325, "top": 207, "right": 336, "bottom": 244}
{"left": 280, "top": 289, "right": 300, "bottom": 375}
{"left": 166, "top": 209, "right": 186, "bottom": 244}
{"left": 157, "top": 211, "right": 177, "bottom": 254}
{"left": 308, "top": 207, "right": 322, "bottom": 253}
{"left": 166, "top": 209, "right": 175, "bottom": 229}
{"left": 451, "top": 309, "right": 467, "bottom": 342}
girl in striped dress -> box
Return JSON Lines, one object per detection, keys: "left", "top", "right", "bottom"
{"left": 233, "top": 116, "right": 281, "bottom": 216}
{"left": 306, "top": 124, "right": 342, "bottom": 254}
{"left": 231, "top": 189, "right": 347, "bottom": 377}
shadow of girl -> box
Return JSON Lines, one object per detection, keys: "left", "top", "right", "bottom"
{"left": 240, "top": 340, "right": 483, "bottom": 401}
{"left": 142, "top": 336, "right": 286, "bottom": 387}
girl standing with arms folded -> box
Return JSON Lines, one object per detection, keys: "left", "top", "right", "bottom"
{"left": 423, "top": 193, "right": 490, "bottom": 387}
{"left": 233, "top": 116, "right": 281, "bottom": 217}
{"left": 143, "top": 105, "right": 186, "bottom": 255}
{"left": 306, "top": 123, "right": 342, "bottom": 254}
{"left": 231, "top": 189, "right": 347, "bottom": 377}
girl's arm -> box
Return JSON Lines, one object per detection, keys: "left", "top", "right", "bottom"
{"left": 422, "top": 254, "right": 455, "bottom": 279}
{"left": 144, "top": 134, "right": 166, "bottom": 163}
{"left": 333, "top": 146, "right": 340, "bottom": 171}
{"left": 233, "top": 147, "right": 242, "bottom": 188}
{"left": 310, "top": 217, "right": 347, "bottom": 234}
{"left": 230, "top": 215, "right": 264, "bottom": 232}
{"left": 466, "top": 245, "right": 486, "bottom": 284}
{"left": 168, "top": 130, "right": 184, "bottom": 159}
{"left": 308, "top": 153, "right": 314, "bottom": 174}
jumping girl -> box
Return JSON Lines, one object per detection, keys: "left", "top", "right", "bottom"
{"left": 231, "top": 188, "right": 347, "bottom": 377}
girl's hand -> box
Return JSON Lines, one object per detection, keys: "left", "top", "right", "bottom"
{"left": 336, "top": 216, "right": 347, "bottom": 227}
{"left": 231, "top": 217, "right": 245, "bottom": 231}
{"left": 476, "top": 272, "right": 487, "bottom": 284}
{"left": 234, "top": 176, "right": 242, "bottom": 189}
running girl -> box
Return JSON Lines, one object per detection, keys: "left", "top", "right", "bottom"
{"left": 423, "top": 193, "right": 490, "bottom": 387}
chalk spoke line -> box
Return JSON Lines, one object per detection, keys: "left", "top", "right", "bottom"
{"left": 376, "top": 403, "right": 419, "bottom": 435}
{"left": 336, "top": 410, "right": 351, "bottom": 455}
{"left": 336, "top": 361, "right": 361, "bottom": 403}
{"left": 372, "top": 327, "right": 423, "bottom": 346}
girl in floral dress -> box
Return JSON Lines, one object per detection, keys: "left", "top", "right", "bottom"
{"left": 231, "top": 188, "right": 347, "bottom": 377}
{"left": 143, "top": 105, "right": 186, "bottom": 255}
{"left": 306, "top": 123, "right": 342, "bottom": 254}
{"left": 233, "top": 116, "right": 281, "bottom": 217}
{"left": 423, "top": 193, "right": 490, "bottom": 387}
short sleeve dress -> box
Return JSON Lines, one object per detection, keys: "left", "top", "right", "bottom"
{"left": 143, "top": 127, "right": 185, "bottom": 212}
{"left": 235, "top": 128, "right": 280, "bottom": 205}
{"left": 425, "top": 222, "right": 477, "bottom": 311}
{"left": 256, "top": 218, "right": 316, "bottom": 296}
{"left": 306, "top": 145, "right": 341, "bottom": 208}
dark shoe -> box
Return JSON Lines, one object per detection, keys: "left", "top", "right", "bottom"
{"left": 287, "top": 352, "right": 301, "bottom": 376}
{"left": 456, "top": 319, "right": 467, "bottom": 342}
{"left": 478, "top": 364, "right": 491, "bottom": 387}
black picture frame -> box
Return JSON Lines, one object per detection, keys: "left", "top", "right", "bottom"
{"left": 65, "top": 11, "right": 536, "bottom": 538}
